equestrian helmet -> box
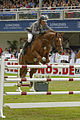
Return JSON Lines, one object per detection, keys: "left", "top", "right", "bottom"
{"left": 39, "top": 15, "right": 48, "bottom": 21}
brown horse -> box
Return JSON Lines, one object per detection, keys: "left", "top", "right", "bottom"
{"left": 19, "top": 30, "right": 63, "bottom": 82}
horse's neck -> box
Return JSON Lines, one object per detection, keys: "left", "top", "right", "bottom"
{"left": 46, "top": 30, "right": 55, "bottom": 33}
{"left": 35, "top": 31, "right": 55, "bottom": 44}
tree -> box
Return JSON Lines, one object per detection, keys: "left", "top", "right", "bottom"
{"left": 7, "top": 40, "right": 18, "bottom": 50}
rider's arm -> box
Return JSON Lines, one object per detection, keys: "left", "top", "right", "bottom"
{"left": 30, "top": 23, "right": 40, "bottom": 35}
{"left": 45, "top": 23, "right": 54, "bottom": 31}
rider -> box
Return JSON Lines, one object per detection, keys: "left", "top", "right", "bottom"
{"left": 22, "top": 15, "right": 53, "bottom": 54}
{"left": 27, "top": 15, "right": 53, "bottom": 42}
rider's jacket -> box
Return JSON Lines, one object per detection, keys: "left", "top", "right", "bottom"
{"left": 30, "top": 20, "right": 52, "bottom": 35}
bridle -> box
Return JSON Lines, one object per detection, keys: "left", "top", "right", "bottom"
{"left": 51, "top": 33, "right": 63, "bottom": 53}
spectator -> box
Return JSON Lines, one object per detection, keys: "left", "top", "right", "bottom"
{"left": 0, "top": 47, "right": 2, "bottom": 57}
{"left": 70, "top": 49, "right": 75, "bottom": 63}
{"left": 0, "top": 0, "right": 80, "bottom": 9}
{"left": 65, "top": 40, "right": 70, "bottom": 49}
{"left": 2, "top": 48, "right": 9, "bottom": 55}
{"left": 62, "top": 49, "right": 67, "bottom": 55}
{"left": 13, "top": 49, "right": 18, "bottom": 58}
{"left": 8, "top": 47, "right": 13, "bottom": 54}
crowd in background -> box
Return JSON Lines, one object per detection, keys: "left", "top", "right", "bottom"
{"left": 0, "top": 46, "right": 80, "bottom": 63}
{"left": 49, "top": 48, "right": 80, "bottom": 63}
{"left": 0, "top": 47, "right": 18, "bottom": 58}
{"left": 0, "top": 0, "right": 80, "bottom": 9}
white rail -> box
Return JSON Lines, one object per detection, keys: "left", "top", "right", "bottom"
{"left": 5, "top": 91, "right": 80, "bottom": 95}
{"left": 5, "top": 78, "right": 80, "bottom": 82}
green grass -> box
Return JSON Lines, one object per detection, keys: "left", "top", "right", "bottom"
{"left": 2, "top": 107, "right": 80, "bottom": 120}
{"left": 5, "top": 73, "right": 17, "bottom": 76}
{"left": 1, "top": 74, "right": 80, "bottom": 120}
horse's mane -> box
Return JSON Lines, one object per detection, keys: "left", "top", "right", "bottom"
{"left": 35, "top": 30, "right": 56, "bottom": 41}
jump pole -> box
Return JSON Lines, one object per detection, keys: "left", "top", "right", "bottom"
{"left": 0, "top": 56, "right": 5, "bottom": 118}
{"left": 6, "top": 64, "right": 80, "bottom": 68}
{"left": 5, "top": 77, "right": 80, "bottom": 82}
{"left": 16, "top": 53, "right": 21, "bottom": 92}
{"left": 5, "top": 91, "right": 80, "bottom": 95}
{"left": 5, "top": 59, "right": 17, "bottom": 61}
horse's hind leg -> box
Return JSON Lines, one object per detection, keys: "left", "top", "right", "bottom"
{"left": 20, "top": 68, "right": 27, "bottom": 78}
{"left": 19, "top": 53, "right": 27, "bottom": 78}
{"left": 29, "top": 68, "right": 37, "bottom": 91}
{"left": 17, "top": 68, "right": 27, "bottom": 91}
{"left": 17, "top": 54, "right": 27, "bottom": 91}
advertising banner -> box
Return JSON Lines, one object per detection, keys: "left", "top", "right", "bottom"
{"left": 0, "top": 19, "right": 80, "bottom": 32}
{"left": 2, "top": 53, "right": 80, "bottom": 77}
{"left": 34, "top": 64, "right": 80, "bottom": 77}
{"left": 4, "top": 60, "right": 80, "bottom": 77}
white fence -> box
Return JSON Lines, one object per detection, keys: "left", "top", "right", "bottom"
{"left": 0, "top": 7, "right": 80, "bottom": 21}
{"left": 1, "top": 56, "right": 80, "bottom": 118}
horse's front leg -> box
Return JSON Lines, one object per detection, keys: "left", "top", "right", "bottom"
{"left": 46, "top": 58, "right": 50, "bottom": 63}
{"left": 44, "top": 52, "right": 50, "bottom": 63}
{"left": 32, "top": 50, "right": 46, "bottom": 64}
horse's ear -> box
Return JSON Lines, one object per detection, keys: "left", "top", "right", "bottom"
{"left": 60, "top": 32, "right": 64, "bottom": 36}
{"left": 55, "top": 32, "right": 57, "bottom": 37}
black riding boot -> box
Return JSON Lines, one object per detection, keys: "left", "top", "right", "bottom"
{"left": 22, "top": 41, "right": 29, "bottom": 55}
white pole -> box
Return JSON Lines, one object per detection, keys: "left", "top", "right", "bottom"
{"left": 17, "top": 53, "right": 22, "bottom": 92}
{"left": 0, "top": 56, "right": 6, "bottom": 118}
{"left": 6, "top": 64, "right": 80, "bottom": 68}
{"left": 5, "top": 91, "right": 80, "bottom": 95}
{"left": 17, "top": 53, "right": 20, "bottom": 78}
{"left": 5, "top": 77, "right": 80, "bottom": 82}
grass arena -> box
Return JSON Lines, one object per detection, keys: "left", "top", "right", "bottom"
{"left": 0, "top": 57, "right": 80, "bottom": 120}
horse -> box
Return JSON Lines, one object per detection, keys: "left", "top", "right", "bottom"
{"left": 18, "top": 30, "right": 63, "bottom": 89}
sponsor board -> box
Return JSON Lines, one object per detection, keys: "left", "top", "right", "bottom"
{"left": 34, "top": 64, "right": 80, "bottom": 77}
{"left": 0, "top": 20, "right": 80, "bottom": 32}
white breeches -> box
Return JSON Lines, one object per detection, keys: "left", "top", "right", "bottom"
{"left": 28, "top": 33, "right": 33, "bottom": 43}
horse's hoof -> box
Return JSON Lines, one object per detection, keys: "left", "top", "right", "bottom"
{"left": 42, "top": 57, "right": 46, "bottom": 61}
{"left": 30, "top": 87, "right": 35, "bottom": 92}
{"left": 17, "top": 82, "right": 22, "bottom": 87}
{"left": 16, "top": 87, "right": 22, "bottom": 92}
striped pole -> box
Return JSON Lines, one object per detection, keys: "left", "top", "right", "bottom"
{"left": 6, "top": 64, "right": 78, "bottom": 68}
{"left": 21, "top": 84, "right": 30, "bottom": 87}
{"left": 5, "top": 91, "right": 80, "bottom": 95}
{"left": 4, "top": 83, "right": 30, "bottom": 87}
{"left": 5, "top": 59, "right": 17, "bottom": 61}
{"left": 4, "top": 76, "right": 17, "bottom": 78}
{"left": 5, "top": 78, "right": 80, "bottom": 82}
